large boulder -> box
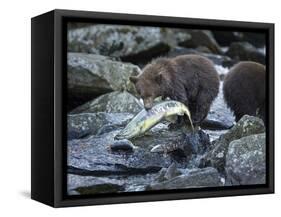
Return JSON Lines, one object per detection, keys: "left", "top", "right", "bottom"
{"left": 178, "top": 30, "right": 223, "bottom": 54}
{"left": 167, "top": 47, "right": 234, "bottom": 67}
{"left": 67, "top": 53, "right": 141, "bottom": 109}
{"left": 67, "top": 124, "right": 212, "bottom": 191}
{"left": 212, "top": 31, "right": 265, "bottom": 48}
{"left": 146, "top": 167, "right": 222, "bottom": 190}
{"left": 241, "top": 32, "right": 266, "bottom": 48}
{"left": 67, "top": 112, "right": 133, "bottom": 140}
{"left": 68, "top": 25, "right": 191, "bottom": 63}
{"left": 68, "top": 174, "right": 125, "bottom": 195}
{"left": 225, "top": 133, "right": 266, "bottom": 185}
{"left": 69, "top": 129, "right": 188, "bottom": 176}
{"left": 226, "top": 42, "right": 265, "bottom": 64}
{"left": 200, "top": 115, "right": 265, "bottom": 172}
{"left": 212, "top": 31, "right": 243, "bottom": 46}
{"left": 70, "top": 91, "right": 143, "bottom": 114}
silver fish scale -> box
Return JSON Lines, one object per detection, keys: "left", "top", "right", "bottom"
{"left": 151, "top": 101, "right": 178, "bottom": 114}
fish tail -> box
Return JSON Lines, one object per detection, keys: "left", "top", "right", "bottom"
{"left": 183, "top": 107, "right": 194, "bottom": 132}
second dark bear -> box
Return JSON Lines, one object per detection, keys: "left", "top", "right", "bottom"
{"left": 130, "top": 54, "right": 220, "bottom": 124}
{"left": 223, "top": 61, "right": 266, "bottom": 123}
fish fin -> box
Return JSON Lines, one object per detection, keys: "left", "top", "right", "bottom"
{"left": 183, "top": 109, "right": 194, "bottom": 132}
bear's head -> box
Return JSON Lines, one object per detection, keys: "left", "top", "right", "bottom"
{"left": 130, "top": 63, "right": 167, "bottom": 110}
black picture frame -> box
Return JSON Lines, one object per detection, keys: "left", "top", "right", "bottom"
{"left": 31, "top": 9, "right": 274, "bottom": 207}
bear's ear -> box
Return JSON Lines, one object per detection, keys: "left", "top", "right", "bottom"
{"left": 130, "top": 76, "right": 138, "bottom": 84}
{"left": 155, "top": 72, "right": 163, "bottom": 84}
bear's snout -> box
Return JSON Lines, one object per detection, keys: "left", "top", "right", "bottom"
{"left": 143, "top": 98, "right": 154, "bottom": 110}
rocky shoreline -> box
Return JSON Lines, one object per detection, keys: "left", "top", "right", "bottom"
{"left": 67, "top": 23, "right": 266, "bottom": 195}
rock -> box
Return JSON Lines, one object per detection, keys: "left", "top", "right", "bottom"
{"left": 68, "top": 173, "right": 158, "bottom": 194}
{"left": 75, "top": 184, "right": 125, "bottom": 195}
{"left": 67, "top": 112, "right": 133, "bottom": 140}
{"left": 226, "top": 133, "right": 266, "bottom": 185}
{"left": 212, "top": 31, "right": 243, "bottom": 46}
{"left": 200, "top": 115, "right": 265, "bottom": 172}
{"left": 71, "top": 91, "right": 143, "bottom": 114}
{"left": 68, "top": 25, "right": 183, "bottom": 63}
{"left": 242, "top": 32, "right": 266, "bottom": 48}
{"left": 68, "top": 125, "right": 211, "bottom": 177}
{"left": 164, "top": 163, "right": 182, "bottom": 180}
{"left": 109, "top": 139, "right": 136, "bottom": 152}
{"left": 68, "top": 174, "right": 125, "bottom": 195}
{"left": 146, "top": 167, "right": 222, "bottom": 190}
{"left": 156, "top": 168, "right": 168, "bottom": 182}
{"left": 167, "top": 47, "right": 234, "bottom": 67}
{"left": 68, "top": 129, "right": 178, "bottom": 176}
{"left": 226, "top": 42, "right": 265, "bottom": 64}
{"left": 178, "top": 30, "right": 223, "bottom": 54}
{"left": 150, "top": 130, "right": 211, "bottom": 157}
{"left": 203, "top": 81, "right": 236, "bottom": 142}
{"left": 212, "top": 31, "right": 265, "bottom": 48}
{"left": 67, "top": 53, "right": 141, "bottom": 109}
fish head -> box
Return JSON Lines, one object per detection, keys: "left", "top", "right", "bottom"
{"left": 143, "top": 97, "right": 154, "bottom": 110}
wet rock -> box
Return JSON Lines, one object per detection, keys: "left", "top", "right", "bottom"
{"left": 68, "top": 125, "right": 211, "bottom": 177}
{"left": 200, "top": 115, "right": 265, "bottom": 172}
{"left": 68, "top": 174, "right": 125, "bottom": 195}
{"left": 242, "top": 32, "right": 266, "bottom": 48}
{"left": 212, "top": 31, "right": 243, "bottom": 46}
{"left": 225, "top": 133, "right": 266, "bottom": 185}
{"left": 178, "top": 30, "right": 223, "bottom": 54}
{"left": 75, "top": 184, "right": 125, "bottom": 195}
{"left": 71, "top": 91, "right": 143, "bottom": 114}
{"left": 150, "top": 130, "right": 210, "bottom": 157}
{"left": 206, "top": 82, "right": 235, "bottom": 130}
{"left": 109, "top": 139, "right": 136, "bottom": 152}
{"left": 226, "top": 42, "right": 265, "bottom": 64}
{"left": 68, "top": 129, "right": 176, "bottom": 176}
{"left": 68, "top": 173, "right": 158, "bottom": 194}
{"left": 156, "top": 168, "right": 168, "bottom": 182}
{"left": 68, "top": 112, "right": 133, "bottom": 140}
{"left": 146, "top": 167, "right": 222, "bottom": 190}
{"left": 68, "top": 53, "right": 141, "bottom": 107}
{"left": 212, "top": 31, "right": 265, "bottom": 48}
{"left": 164, "top": 163, "right": 182, "bottom": 180}
{"left": 167, "top": 47, "right": 234, "bottom": 67}
{"left": 68, "top": 25, "right": 177, "bottom": 62}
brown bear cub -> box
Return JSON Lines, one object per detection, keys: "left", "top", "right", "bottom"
{"left": 130, "top": 54, "right": 220, "bottom": 125}
{"left": 223, "top": 61, "right": 266, "bottom": 123}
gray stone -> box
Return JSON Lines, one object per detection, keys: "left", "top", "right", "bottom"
{"left": 109, "top": 139, "right": 136, "bottom": 152}
{"left": 167, "top": 47, "right": 234, "bottom": 67}
{"left": 225, "top": 133, "right": 266, "bottom": 185}
{"left": 226, "top": 42, "right": 265, "bottom": 64}
{"left": 71, "top": 91, "right": 143, "bottom": 114}
{"left": 68, "top": 174, "right": 125, "bottom": 195}
{"left": 67, "top": 112, "right": 133, "bottom": 140}
{"left": 68, "top": 53, "right": 141, "bottom": 99}
{"left": 200, "top": 115, "right": 265, "bottom": 172}
{"left": 147, "top": 167, "right": 222, "bottom": 190}
{"left": 178, "top": 30, "right": 223, "bottom": 54}
{"left": 68, "top": 25, "right": 191, "bottom": 60}
{"left": 68, "top": 126, "right": 211, "bottom": 177}
{"left": 164, "top": 163, "right": 182, "bottom": 180}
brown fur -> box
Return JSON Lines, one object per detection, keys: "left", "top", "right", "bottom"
{"left": 130, "top": 54, "right": 220, "bottom": 124}
{"left": 223, "top": 61, "right": 266, "bottom": 123}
